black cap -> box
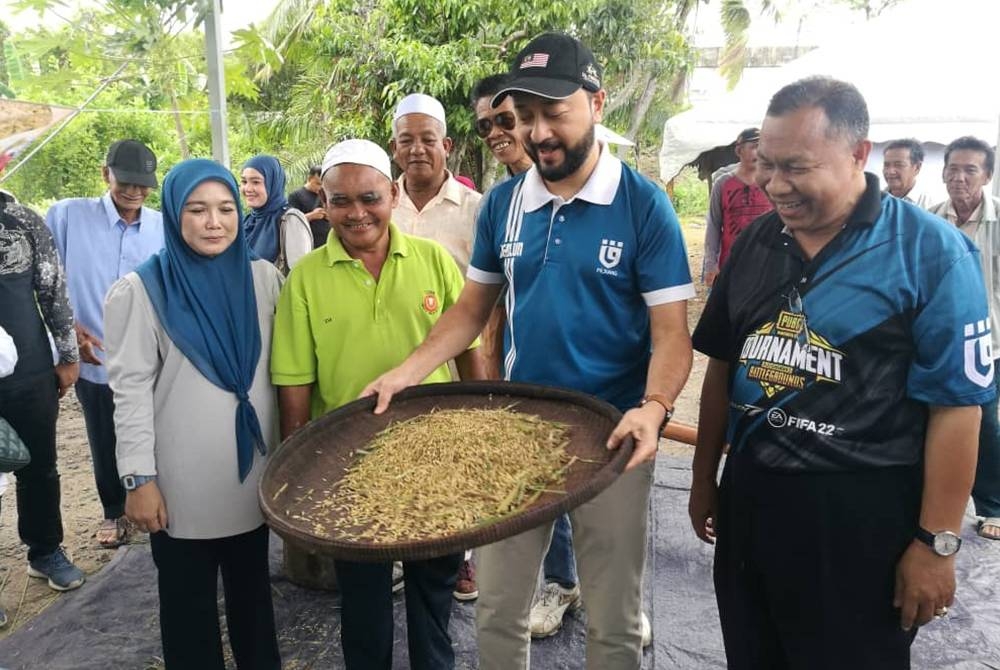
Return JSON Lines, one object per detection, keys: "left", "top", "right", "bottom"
{"left": 736, "top": 127, "right": 760, "bottom": 145}
{"left": 492, "top": 32, "right": 603, "bottom": 106}
{"left": 105, "top": 140, "right": 158, "bottom": 188}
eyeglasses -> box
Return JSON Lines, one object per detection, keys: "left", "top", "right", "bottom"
{"left": 475, "top": 111, "right": 516, "bottom": 138}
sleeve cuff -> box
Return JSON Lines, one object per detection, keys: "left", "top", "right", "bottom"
{"left": 467, "top": 265, "right": 504, "bottom": 284}
{"left": 271, "top": 372, "right": 317, "bottom": 386}
{"left": 116, "top": 455, "right": 157, "bottom": 478}
{"left": 643, "top": 283, "right": 696, "bottom": 306}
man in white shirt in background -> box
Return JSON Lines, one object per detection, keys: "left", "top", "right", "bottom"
{"left": 882, "top": 138, "right": 933, "bottom": 209}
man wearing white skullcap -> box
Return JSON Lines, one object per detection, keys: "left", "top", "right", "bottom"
{"left": 390, "top": 94, "right": 487, "bottom": 598}
{"left": 271, "top": 138, "right": 484, "bottom": 670}
{"left": 390, "top": 93, "right": 482, "bottom": 274}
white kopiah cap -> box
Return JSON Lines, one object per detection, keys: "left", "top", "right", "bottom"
{"left": 321, "top": 139, "right": 393, "bottom": 181}
{"left": 392, "top": 93, "right": 447, "bottom": 135}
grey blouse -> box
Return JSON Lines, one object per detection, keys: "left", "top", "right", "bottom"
{"left": 105, "top": 260, "right": 283, "bottom": 539}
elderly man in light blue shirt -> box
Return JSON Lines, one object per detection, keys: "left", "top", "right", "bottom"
{"left": 46, "top": 139, "right": 164, "bottom": 549}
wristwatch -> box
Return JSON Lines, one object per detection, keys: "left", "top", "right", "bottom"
{"left": 915, "top": 527, "right": 962, "bottom": 556}
{"left": 121, "top": 474, "right": 156, "bottom": 491}
{"left": 640, "top": 393, "right": 674, "bottom": 435}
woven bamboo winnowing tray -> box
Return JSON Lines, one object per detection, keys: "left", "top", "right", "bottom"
{"left": 259, "top": 381, "right": 633, "bottom": 562}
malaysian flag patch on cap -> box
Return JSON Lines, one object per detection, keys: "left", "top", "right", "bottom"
{"left": 520, "top": 53, "right": 550, "bottom": 69}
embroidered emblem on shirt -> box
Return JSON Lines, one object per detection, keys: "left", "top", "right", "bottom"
{"left": 598, "top": 239, "right": 623, "bottom": 269}
{"left": 422, "top": 291, "right": 440, "bottom": 315}
{"left": 500, "top": 241, "right": 524, "bottom": 259}
{"left": 964, "top": 319, "right": 994, "bottom": 387}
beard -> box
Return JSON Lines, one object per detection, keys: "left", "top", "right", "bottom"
{"left": 525, "top": 124, "right": 596, "bottom": 182}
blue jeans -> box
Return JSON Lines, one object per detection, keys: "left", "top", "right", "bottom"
{"left": 973, "top": 371, "right": 1000, "bottom": 518}
{"left": 543, "top": 513, "right": 578, "bottom": 588}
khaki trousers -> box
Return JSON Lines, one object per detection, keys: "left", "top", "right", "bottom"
{"left": 476, "top": 460, "right": 653, "bottom": 670}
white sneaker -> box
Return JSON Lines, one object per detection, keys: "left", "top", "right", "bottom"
{"left": 530, "top": 582, "right": 581, "bottom": 638}
{"left": 391, "top": 561, "right": 404, "bottom": 594}
{"left": 641, "top": 611, "right": 652, "bottom": 648}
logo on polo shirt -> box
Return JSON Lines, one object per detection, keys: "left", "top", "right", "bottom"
{"left": 964, "top": 319, "right": 994, "bottom": 387}
{"left": 598, "top": 239, "right": 623, "bottom": 270}
{"left": 421, "top": 291, "right": 440, "bottom": 314}
{"left": 500, "top": 241, "right": 524, "bottom": 259}
{"left": 739, "top": 307, "right": 845, "bottom": 398}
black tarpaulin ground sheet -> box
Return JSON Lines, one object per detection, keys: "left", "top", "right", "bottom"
{"left": 0, "top": 456, "right": 997, "bottom": 669}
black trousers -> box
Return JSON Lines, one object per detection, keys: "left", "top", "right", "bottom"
{"left": 0, "top": 371, "right": 63, "bottom": 561}
{"left": 75, "top": 378, "right": 125, "bottom": 519}
{"left": 149, "top": 524, "right": 280, "bottom": 670}
{"left": 334, "top": 553, "right": 462, "bottom": 670}
{"left": 714, "top": 453, "right": 922, "bottom": 670}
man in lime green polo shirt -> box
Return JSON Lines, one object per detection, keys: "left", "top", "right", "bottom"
{"left": 270, "top": 138, "right": 483, "bottom": 670}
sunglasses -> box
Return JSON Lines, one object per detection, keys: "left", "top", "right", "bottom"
{"left": 475, "top": 111, "right": 516, "bottom": 138}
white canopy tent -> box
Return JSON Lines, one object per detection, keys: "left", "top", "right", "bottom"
{"left": 659, "top": 0, "right": 1000, "bottom": 200}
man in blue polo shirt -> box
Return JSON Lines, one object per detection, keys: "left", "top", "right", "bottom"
{"left": 689, "top": 77, "right": 994, "bottom": 669}
{"left": 365, "top": 32, "right": 694, "bottom": 669}
{"left": 46, "top": 139, "right": 164, "bottom": 549}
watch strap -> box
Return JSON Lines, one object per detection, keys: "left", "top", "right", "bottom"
{"left": 122, "top": 474, "right": 156, "bottom": 491}
{"left": 914, "top": 526, "right": 935, "bottom": 548}
{"left": 640, "top": 393, "right": 674, "bottom": 434}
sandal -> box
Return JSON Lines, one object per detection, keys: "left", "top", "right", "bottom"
{"left": 977, "top": 517, "right": 1000, "bottom": 541}
{"left": 96, "top": 517, "right": 129, "bottom": 548}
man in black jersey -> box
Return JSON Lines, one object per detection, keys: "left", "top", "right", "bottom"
{"left": 690, "top": 76, "right": 994, "bottom": 669}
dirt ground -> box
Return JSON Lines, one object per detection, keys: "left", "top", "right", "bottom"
{"left": 0, "top": 218, "right": 711, "bottom": 639}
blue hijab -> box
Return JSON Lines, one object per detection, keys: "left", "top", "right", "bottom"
{"left": 242, "top": 155, "right": 289, "bottom": 262}
{"left": 135, "top": 158, "right": 266, "bottom": 483}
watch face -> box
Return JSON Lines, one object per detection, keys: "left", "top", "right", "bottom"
{"left": 934, "top": 532, "right": 961, "bottom": 556}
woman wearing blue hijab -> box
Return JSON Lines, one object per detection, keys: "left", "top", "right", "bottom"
{"left": 104, "top": 158, "right": 282, "bottom": 669}
{"left": 241, "top": 154, "right": 312, "bottom": 273}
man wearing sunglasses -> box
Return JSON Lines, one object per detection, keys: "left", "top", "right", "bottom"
{"left": 471, "top": 74, "right": 533, "bottom": 179}
{"left": 469, "top": 75, "right": 531, "bottom": 383}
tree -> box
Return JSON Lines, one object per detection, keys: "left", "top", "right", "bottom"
{"left": 0, "top": 0, "right": 259, "bottom": 203}
{"left": 235, "top": 0, "right": 696, "bottom": 186}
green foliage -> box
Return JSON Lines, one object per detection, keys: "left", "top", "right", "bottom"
{"left": 234, "top": 0, "right": 696, "bottom": 185}
{"left": 718, "top": 0, "right": 751, "bottom": 89}
{"left": 670, "top": 166, "right": 709, "bottom": 217}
